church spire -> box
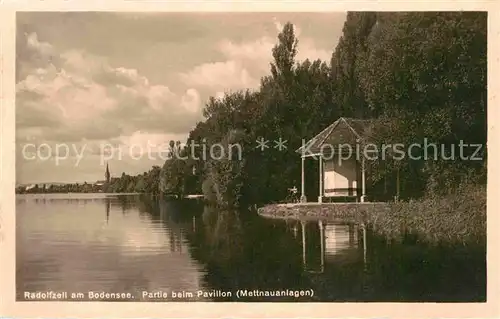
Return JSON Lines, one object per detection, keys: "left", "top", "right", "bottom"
{"left": 105, "top": 162, "right": 110, "bottom": 183}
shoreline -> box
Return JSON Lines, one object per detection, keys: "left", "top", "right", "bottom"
{"left": 257, "top": 202, "right": 390, "bottom": 224}
{"left": 257, "top": 188, "right": 486, "bottom": 246}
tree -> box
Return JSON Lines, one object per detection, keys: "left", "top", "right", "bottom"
{"left": 144, "top": 13, "right": 486, "bottom": 205}
{"left": 331, "top": 12, "right": 377, "bottom": 118}
{"left": 356, "top": 12, "right": 486, "bottom": 195}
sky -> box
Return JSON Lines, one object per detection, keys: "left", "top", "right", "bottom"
{"left": 15, "top": 12, "right": 347, "bottom": 184}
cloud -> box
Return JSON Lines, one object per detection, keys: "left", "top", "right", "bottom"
{"left": 15, "top": 130, "right": 186, "bottom": 184}
{"left": 15, "top": 16, "right": 338, "bottom": 183}
{"left": 16, "top": 31, "right": 208, "bottom": 183}
{"left": 16, "top": 32, "right": 204, "bottom": 145}
{"left": 180, "top": 60, "right": 259, "bottom": 90}
{"left": 179, "top": 19, "right": 331, "bottom": 92}
{"left": 219, "top": 23, "right": 330, "bottom": 63}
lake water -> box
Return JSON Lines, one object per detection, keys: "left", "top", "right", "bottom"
{"left": 16, "top": 194, "right": 486, "bottom": 302}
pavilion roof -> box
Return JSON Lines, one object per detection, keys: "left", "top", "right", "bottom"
{"left": 296, "top": 117, "right": 380, "bottom": 156}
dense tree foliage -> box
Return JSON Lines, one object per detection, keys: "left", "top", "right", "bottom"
{"left": 158, "top": 12, "right": 486, "bottom": 207}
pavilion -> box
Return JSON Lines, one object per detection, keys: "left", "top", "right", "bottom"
{"left": 295, "top": 117, "right": 400, "bottom": 203}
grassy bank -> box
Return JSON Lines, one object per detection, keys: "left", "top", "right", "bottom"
{"left": 366, "top": 184, "right": 486, "bottom": 246}
{"left": 257, "top": 184, "right": 486, "bottom": 246}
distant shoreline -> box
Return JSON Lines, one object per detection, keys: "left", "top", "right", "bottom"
{"left": 16, "top": 192, "right": 143, "bottom": 197}
{"left": 15, "top": 193, "right": 204, "bottom": 199}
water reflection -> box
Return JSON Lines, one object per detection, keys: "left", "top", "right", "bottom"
{"left": 278, "top": 219, "right": 364, "bottom": 274}
{"left": 16, "top": 194, "right": 486, "bottom": 302}
{"left": 17, "top": 194, "right": 206, "bottom": 301}
{"left": 105, "top": 198, "right": 110, "bottom": 224}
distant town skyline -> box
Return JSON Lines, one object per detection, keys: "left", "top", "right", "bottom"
{"left": 16, "top": 12, "right": 347, "bottom": 184}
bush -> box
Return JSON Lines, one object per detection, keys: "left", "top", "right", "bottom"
{"left": 201, "top": 129, "right": 247, "bottom": 208}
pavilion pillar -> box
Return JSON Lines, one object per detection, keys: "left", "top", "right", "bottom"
{"left": 318, "top": 220, "right": 325, "bottom": 272}
{"left": 395, "top": 168, "right": 400, "bottom": 202}
{"left": 360, "top": 156, "right": 367, "bottom": 203}
{"left": 300, "top": 156, "right": 307, "bottom": 203}
{"left": 301, "top": 221, "right": 307, "bottom": 268}
{"left": 362, "top": 223, "right": 367, "bottom": 265}
{"left": 384, "top": 173, "right": 387, "bottom": 195}
{"left": 318, "top": 156, "right": 323, "bottom": 203}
